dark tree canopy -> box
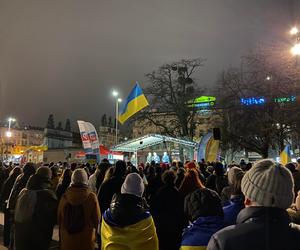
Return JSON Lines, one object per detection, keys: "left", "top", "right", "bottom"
{"left": 56, "top": 121, "right": 63, "bottom": 130}
{"left": 101, "top": 114, "right": 108, "bottom": 127}
{"left": 46, "top": 114, "right": 55, "bottom": 129}
{"left": 65, "top": 119, "right": 71, "bottom": 131}
{"left": 217, "top": 51, "right": 300, "bottom": 158}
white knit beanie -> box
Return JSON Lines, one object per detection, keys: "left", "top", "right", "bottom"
{"left": 227, "top": 166, "right": 244, "bottom": 185}
{"left": 121, "top": 173, "right": 145, "bottom": 197}
{"left": 71, "top": 168, "right": 88, "bottom": 186}
{"left": 241, "top": 159, "right": 294, "bottom": 209}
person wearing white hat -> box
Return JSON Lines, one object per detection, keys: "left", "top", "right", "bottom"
{"left": 58, "top": 169, "right": 100, "bottom": 250}
{"left": 101, "top": 173, "right": 158, "bottom": 250}
{"left": 207, "top": 159, "right": 300, "bottom": 250}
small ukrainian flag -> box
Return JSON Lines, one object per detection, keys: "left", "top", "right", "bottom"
{"left": 280, "top": 145, "right": 291, "bottom": 165}
{"left": 118, "top": 82, "right": 149, "bottom": 124}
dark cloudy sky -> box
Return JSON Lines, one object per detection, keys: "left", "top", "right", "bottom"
{"left": 0, "top": 0, "right": 298, "bottom": 128}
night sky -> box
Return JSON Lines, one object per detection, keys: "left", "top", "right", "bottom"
{"left": 0, "top": 0, "right": 298, "bottom": 128}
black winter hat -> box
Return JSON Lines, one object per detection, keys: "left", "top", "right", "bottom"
{"left": 185, "top": 188, "right": 223, "bottom": 221}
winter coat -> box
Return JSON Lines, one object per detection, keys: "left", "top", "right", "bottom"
{"left": 101, "top": 193, "right": 158, "bottom": 250}
{"left": 292, "top": 171, "right": 300, "bottom": 195}
{"left": 88, "top": 170, "right": 99, "bottom": 193}
{"left": 0, "top": 172, "right": 20, "bottom": 210}
{"left": 97, "top": 175, "right": 125, "bottom": 213}
{"left": 222, "top": 195, "right": 244, "bottom": 226}
{"left": 58, "top": 186, "right": 101, "bottom": 250}
{"left": 180, "top": 216, "right": 224, "bottom": 250}
{"left": 151, "top": 185, "right": 185, "bottom": 250}
{"left": 207, "top": 207, "right": 300, "bottom": 250}
{"left": 14, "top": 174, "right": 57, "bottom": 250}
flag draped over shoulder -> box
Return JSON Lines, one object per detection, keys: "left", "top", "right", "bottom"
{"left": 280, "top": 145, "right": 291, "bottom": 165}
{"left": 118, "top": 82, "right": 149, "bottom": 124}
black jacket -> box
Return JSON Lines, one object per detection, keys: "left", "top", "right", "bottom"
{"left": 98, "top": 175, "right": 125, "bottom": 213}
{"left": 151, "top": 184, "right": 185, "bottom": 250}
{"left": 207, "top": 207, "right": 300, "bottom": 250}
{"left": 109, "top": 193, "right": 148, "bottom": 226}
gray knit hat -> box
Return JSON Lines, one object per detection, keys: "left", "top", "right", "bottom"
{"left": 227, "top": 166, "right": 243, "bottom": 185}
{"left": 121, "top": 173, "right": 144, "bottom": 197}
{"left": 71, "top": 168, "right": 88, "bottom": 186}
{"left": 241, "top": 159, "right": 294, "bottom": 209}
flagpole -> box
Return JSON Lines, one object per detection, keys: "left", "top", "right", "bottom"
{"left": 115, "top": 98, "right": 118, "bottom": 145}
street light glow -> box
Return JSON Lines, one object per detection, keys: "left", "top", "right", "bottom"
{"left": 112, "top": 90, "right": 118, "bottom": 97}
{"left": 266, "top": 76, "right": 271, "bottom": 81}
{"left": 117, "top": 98, "right": 122, "bottom": 102}
{"left": 8, "top": 117, "right": 16, "bottom": 122}
{"left": 6, "top": 131, "right": 12, "bottom": 138}
{"left": 291, "top": 43, "right": 300, "bottom": 56}
{"left": 290, "top": 27, "right": 299, "bottom": 35}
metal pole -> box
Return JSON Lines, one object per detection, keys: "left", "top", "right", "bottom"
{"left": 115, "top": 99, "right": 118, "bottom": 145}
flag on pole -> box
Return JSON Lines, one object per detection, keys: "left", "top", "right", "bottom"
{"left": 118, "top": 82, "right": 149, "bottom": 124}
{"left": 280, "top": 145, "right": 291, "bottom": 165}
{"left": 77, "top": 120, "right": 100, "bottom": 162}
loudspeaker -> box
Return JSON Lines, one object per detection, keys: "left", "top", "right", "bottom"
{"left": 213, "top": 128, "right": 221, "bottom": 140}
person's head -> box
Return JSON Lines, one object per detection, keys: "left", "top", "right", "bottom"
{"left": 162, "top": 170, "right": 176, "bottom": 186}
{"left": 98, "top": 162, "right": 111, "bottom": 173}
{"left": 227, "top": 167, "right": 244, "bottom": 195}
{"left": 121, "top": 173, "right": 145, "bottom": 197}
{"left": 103, "top": 167, "right": 115, "bottom": 182}
{"left": 285, "top": 162, "right": 296, "bottom": 173}
{"left": 179, "top": 168, "right": 205, "bottom": 195}
{"left": 241, "top": 159, "right": 294, "bottom": 209}
{"left": 70, "top": 162, "right": 77, "bottom": 171}
{"left": 297, "top": 158, "right": 300, "bottom": 164}
{"left": 71, "top": 168, "right": 88, "bottom": 186}
{"left": 214, "top": 162, "right": 224, "bottom": 176}
{"left": 185, "top": 188, "right": 223, "bottom": 221}
{"left": 185, "top": 161, "right": 197, "bottom": 169}
{"left": 9, "top": 166, "right": 22, "bottom": 178}
{"left": 22, "top": 162, "right": 36, "bottom": 176}
{"left": 36, "top": 167, "right": 52, "bottom": 180}
{"left": 114, "top": 160, "right": 126, "bottom": 177}
{"left": 61, "top": 168, "right": 72, "bottom": 186}
{"left": 50, "top": 166, "right": 58, "bottom": 179}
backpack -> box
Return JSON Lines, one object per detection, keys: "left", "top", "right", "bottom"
{"left": 15, "top": 188, "right": 38, "bottom": 223}
{"left": 62, "top": 192, "right": 90, "bottom": 234}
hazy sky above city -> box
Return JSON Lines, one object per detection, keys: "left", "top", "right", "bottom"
{"left": 0, "top": 0, "right": 299, "bottom": 129}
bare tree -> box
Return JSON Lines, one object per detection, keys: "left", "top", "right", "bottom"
{"left": 217, "top": 51, "right": 299, "bottom": 157}
{"left": 139, "top": 58, "right": 206, "bottom": 139}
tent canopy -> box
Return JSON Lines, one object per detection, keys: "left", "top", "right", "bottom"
{"left": 111, "top": 134, "right": 197, "bottom": 152}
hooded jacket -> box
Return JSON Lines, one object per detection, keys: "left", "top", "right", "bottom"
{"left": 207, "top": 207, "right": 300, "bottom": 250}
{"left": 14, "top": 174, "right": 57, "bottom": 250}
{"left": 180, "top": 216, "right": 224, "bottom": 250}
{"left": 58, "top": 186, "right": 101, "bottom": 250}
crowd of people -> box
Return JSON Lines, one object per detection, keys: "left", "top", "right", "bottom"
{"left": 0, "top": 157, "right": 300, "bottom": 250}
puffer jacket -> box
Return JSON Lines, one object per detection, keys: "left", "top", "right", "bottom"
{"left": 207, "top": 207, "right": 300, "bottom": 250}
{"left": 58, "top": 185, "right": 101, "bottom": 250}
{"left": 180, "top": 216, "right": 224, "bottom": 250}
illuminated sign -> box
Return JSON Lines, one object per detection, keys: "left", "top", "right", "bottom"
{"left": 188, "top": 96, "right": 216, "bottom": 109}
{"left": 240, "top": 97, "right": 265, "bottom": 105}
{"left": 274, "top": 96, "right": 296, "bottom": 103}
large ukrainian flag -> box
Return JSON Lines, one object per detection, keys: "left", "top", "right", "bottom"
{"left": 280, "top": 145, "right": 291, "bottom": 165}
{"left": 118, "top": 82, "right": 149, "bottom": 124}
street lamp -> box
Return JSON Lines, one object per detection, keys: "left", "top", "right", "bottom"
{"left": 112, "top": 91, "right": 122, "bottom": 145}
{"left": 290, "top": 27, "right": 299, "bottom": 35}
{"left": 6, "top": 117, "right": 16, "bottom": 137}
{"left": 291, "top": 43, "right": 300, "bottom": 56}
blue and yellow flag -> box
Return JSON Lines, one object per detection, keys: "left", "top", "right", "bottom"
{"left": 280, "top": 145, "right": 291, "bottom": 165}
{"left": 118, "top": 82, "right": 149, "bottom": 124}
